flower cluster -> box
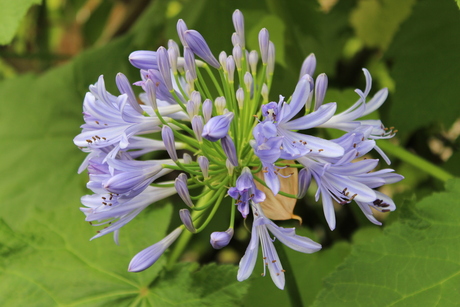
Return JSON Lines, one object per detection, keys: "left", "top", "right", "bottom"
{"left": 74, "top": 9, "right": 403, "bottom": 289}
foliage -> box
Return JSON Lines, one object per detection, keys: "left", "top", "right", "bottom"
{"left": 0, "top": 0, "right": 458, "bottom": 306}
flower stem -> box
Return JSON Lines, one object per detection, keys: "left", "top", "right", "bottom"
{"left": 276, "top": 242, "right": 303, "bottom": 307}
{"left": 378, "top": 141, "right": 454, "bottom": 182}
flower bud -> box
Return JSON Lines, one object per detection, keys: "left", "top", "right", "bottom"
{"left": 168, "top": 40, "right": 179, "bottom": 74}
{"left": 236, "top": 88, "right": 244, "bottom": 109}
{"left": 314, "top": 73, "right": 328, "bottom": 110}
{"left": 179, "top": 209, "right": 196, "bottom": 233}
{"left": 232, "top": 44, "right": 243, "bottom": 70}
{"left": 184, "top": 46, "right": 197, "bottom": 80}
{"left": 202, "top": 112, "right": 234, "bottom": 142}
{"left": 175, "top": 173, "right": 194, "bottom": 208}
{"left": 226, "top": 56, "right": 235, "bottom": 83}
{"left": 129, "top": 50, "right": 158, "bottom": 70}
{"left": 184, "top": 30, "right": 221, "bottom": 69}
{"left": 231, "top": 32, "right": 241, "bottom": 47}
{"left": 249, "top": 50, "right": 258, "bottom": 74}
{"left": 192, "top": 115, "right": 204, "bottom": 142}
{"left": 144, "top": 79, "right": 158, "bottom": 110}
{"left": 219, "top": 51, "right": 228, "bottom": 71}
{"left": 128, "top": 228, "right": 183, "bottom": 272}
{"left": 116, "top": 73, "right": 143, "bottom": 114}
{"left": 244, "top": 72, "right": 253, "bottom": 93}
{"left": 221, "top": 135, "right": 238, "bottom": 166}
{"left": 202, "top": 99, "right": 212, "bottom": 123}
{"left": 183, "top": 153, "right": 193, "bottom": 164}
{"left": 177, "top": 19, "right": 189, "bottom": 46}
{"left": 267, "top": 41, "right": 275, "bottom": 77}
{"left": 210, "top": 228, "right": 234, "bottom": 249}
{"left": 185, "top": 70, "right": 195, "bottom": 93}
{"left": 215, "top": 96, "right": 226, "bottom": 115}
{"left": 232, "top": 9, "right": 245, "bottom": 48}
{"left": 162, "top": 125, "right": 178, "bottom": 161}
{"left": 198, "top": 156, "right": 209, "bottom": 179}
{"left": 157, "top": 47, "right": 173, "bottom": 91}
{"left": 258, "top": 28, "right": 269, "bottom": 64}
{"left": 300, "top": 53, "right": 316, "bottom": 79}
{"left": 297, "top": 168, "right": 311, "bottom": 199}
{"left": 261, "top": 83, "right": 269, "bottom": 102}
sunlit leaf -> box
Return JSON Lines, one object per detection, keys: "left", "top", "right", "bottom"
{"left": 312, "top": 178, "right": 460, "bottom": 306}
{"left": 350, "top": 0, "right": 416, "bottom": 50}
{"left": 0, "top": 0, "right": 42, "bottom": 45}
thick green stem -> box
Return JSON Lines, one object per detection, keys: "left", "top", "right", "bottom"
{"left": 378, "top": 141, "right": 454, "bottom": 182}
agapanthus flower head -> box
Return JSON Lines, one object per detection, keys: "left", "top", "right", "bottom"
{"left": 75, "top": 9, "right": 402, "bottom": 290}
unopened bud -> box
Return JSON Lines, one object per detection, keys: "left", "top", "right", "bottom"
{"left": 210, "top": 228, "right": 234, "bottom": 249}
{"left": 179, "top": 209, "right": 196, "bottom": 233}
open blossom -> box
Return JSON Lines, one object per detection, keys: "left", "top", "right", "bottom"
{"left": 237, "top": 203, "right": 321, "bottom": 289}
{"left": 74, "top": 9, "right": 403, "bottom": 289}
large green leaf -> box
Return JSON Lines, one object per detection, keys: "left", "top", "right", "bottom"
{"left": 0, "top": 0, "right": 42, "bottom": 45}
{"left": 0, "top": 203, "right": 172, "bottom": 306}
{"left": 312, "top": 178, "right": 460, "bottom": 306}
{"left": 386, "top": 0, "right": 460, "bottom": 137}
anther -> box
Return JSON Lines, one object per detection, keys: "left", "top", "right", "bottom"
{"left": 86, "top": 139, "right": 93, "bottom": 143}
{"left": 318, "top": 149, "right": 324, "bottom": 152}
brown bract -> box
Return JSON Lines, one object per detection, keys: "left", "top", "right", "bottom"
{"left": 254, "top": 160, "right": 302, "bottom": 223}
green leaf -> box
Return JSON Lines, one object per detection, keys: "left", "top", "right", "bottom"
{"left": 0, "top": 204, "right": 172, "bottom": 306}
{"left": 312, "top": 178, "right": 460, "bottom": 306}
{"left": 0, "top": 0, "right": 42, "bottom": 45}
{"left": 386, "top": 0, "right": 460, "bottom": 137}
{"left": 350, "top": 0, "right": 416, "bottom": 50}
{"left": 144, "top": 263, "right": 249, "bottom": 306}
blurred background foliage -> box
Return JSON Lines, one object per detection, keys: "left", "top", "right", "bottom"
{"left": 0, "top": 0, "right": 459, "bottom": 306}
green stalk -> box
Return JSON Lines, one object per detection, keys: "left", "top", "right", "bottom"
{"left": 378, "top": 141, "right": 454, "bottom": 182}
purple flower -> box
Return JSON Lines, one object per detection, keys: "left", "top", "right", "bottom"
{"left": 260, "top": 75, "right": 344, "bottom": 159}
{"left": 129, "top": 50, "right": 158, "bottom": 70}
{"left": 128, "top": 227, "right": 183, "bottom": 272}
{"left": 184, "top": 30, "right": 220, "bottom": 69}
{"left": 201, "top": 112, "right": 234, "bottom": 142}
{"left": 297, "top": 133, "right": 403, "bottom": 230}
{"left": 237, "top": 203, "right": 321, "bottom": 289}
{"left": 210, "top": 228, "right": 234, "bottom": 249}
{"left": 81, "top": 184, "right": 177, "bottom": 242}
{"left": 228, "top": 167, "right": 265, "bottom": 218}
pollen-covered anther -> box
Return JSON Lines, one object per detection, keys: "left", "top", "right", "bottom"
{"left": 318, "top": 149, "right": 324, "bottom": 152}
{"left": 350, "top": 193, "right": 357, "bottom": 200}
